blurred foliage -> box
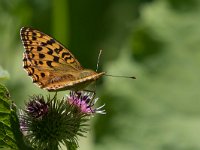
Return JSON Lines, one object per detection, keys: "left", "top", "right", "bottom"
{"left": 1, "top": 0, "right": 200, "bottom": 149}
{"left": 0, "top": 67, "right": 9, "bottom": 81}
{"left": 94, "top": 0, "right": 200, "bottom": 150}
{"left": 131, "top": 25, "right": 163, "bottom": 62}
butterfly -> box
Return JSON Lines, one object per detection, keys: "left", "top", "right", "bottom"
{"left": 20, "top": 27, "right": 105, "bottom": 92}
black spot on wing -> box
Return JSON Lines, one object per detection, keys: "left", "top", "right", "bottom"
{"left": 41, "top": 73, "right": 45, "bottom": 77}
{"left": 33, "top": 74, "right": 39, "bottom": 83}
{"left": 37, "top": 46, "right": 43, "bottom": 51}
{"left": 39, "top": 53, "right": 45, "bottom": 59}
{"left": 23, "top": 65, "right": 28, "bottom": 69}
{"left": 47, "top": 48, "right": 53, "bottom": 55}
{"left": 55, "top": 45, "right": 64, "bottom": 54}
{"left": 32, "top": 32, "right": 37, "bottom": 36}
{"left": 39, "top": 61, "right": 43, "bottom": 65}
{"left": 53, "top": 56, "right": 59, "bottom": 62}
{"left": 32, "top": 36, "right": 36, "bottom": 40}
{"left": 34, "top": 60, "right": 38, "bottom": 65}
{"left": 28, "top": 68, "right": 35, "bottom": 75}
{"left": 46, "top": 61, "right": 53, "bottom": 67}
{"left": 41, "top": 42, "right": 47, "bottom": 46}
{"left": 47, "top": 39, "right": 56, "bottom": 45}
{"left": 62, "top": 52, "right": 70, "bottom": 58}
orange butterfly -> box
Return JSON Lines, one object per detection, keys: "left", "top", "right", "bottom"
{"left": 20, "top": 27, "right": 105, "bottom": 92}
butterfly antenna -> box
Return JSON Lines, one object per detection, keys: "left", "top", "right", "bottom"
{"left": 93, "top": 49, "right": 103, "bottom": 91}
{"left": 95, "top": 49, "right": 136, "bottom": 79}
{"left": 104, "top": 74, "right": 136, "bottom": 79}
{"left": 96, "top": 49, "right": 102, "bottom": 72}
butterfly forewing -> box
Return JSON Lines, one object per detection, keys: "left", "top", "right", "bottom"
{"left": 20, "top": 27, "right": 105, "bottom": 91}
{"left": 21, "top": 27, "right": 82, "bottom": 69}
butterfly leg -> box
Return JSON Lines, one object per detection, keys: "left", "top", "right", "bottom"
{"left": 74, "top": 90, "right": 96, "bottom": 107}
{"left": 74, "top": 90, "right": 96, "bottom": 98}
{"left": 51, "top": 91, "right": 58, "bottom": 102}
{"left": 82, "top": 90, "right": 97, "bottom": 107}
{"left": 83, "top": 89, "right": 96, "bottom": 96}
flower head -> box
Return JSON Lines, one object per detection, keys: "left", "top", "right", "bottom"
{"left": 26, "top": 95, "right": 48, "bottom": 118}
{"left": 67, "top": 91, "right": 106, "bottom": 115}
{"left": 19, "top": 95, "right": 49, "bottom": 132}
{"left": 19, "top": 91, "right": 105, "bottom": 149}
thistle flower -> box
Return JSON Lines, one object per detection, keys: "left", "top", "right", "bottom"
{"left": 19, "top": 91, "right": 105, "bottom": 150}
{"left": 67, "top": 91, "right": 105, "bottom": 115}
{"left": 26, "top": 95, "right": 48, "bottom": 118}
{"left": 19, "top": 95, "right": 49, "bottom": 132}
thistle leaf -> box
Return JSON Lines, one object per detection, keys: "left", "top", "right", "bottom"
{"left": 0, "top": 84, "right": 32, "bottom": 150}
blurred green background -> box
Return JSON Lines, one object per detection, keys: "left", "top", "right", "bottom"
{"left": 1, "top": 0, "right": 200, "bottom": 149}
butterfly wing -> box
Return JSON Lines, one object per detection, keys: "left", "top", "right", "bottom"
{"left": 21, "top": 27, "right": 82, "bottom": 69}
{"left": 20, "top": 27, "right": 104, "bottom": 91}
{"left": 20, "top": 27, "right": 84, "bottom": 89}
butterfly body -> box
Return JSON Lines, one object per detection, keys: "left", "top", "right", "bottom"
{"left": 20, "top": 27, "right": 104, "bottom": 91}
{"left": 43, "top": 69, "right": 105, "bottom": 91}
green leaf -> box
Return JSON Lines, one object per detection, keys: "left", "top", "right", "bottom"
{"left": 0, "top": 84, "right": 33, "bottom": 150}
{"left": 0, "top": 84, "right": 17, "bottom": 149}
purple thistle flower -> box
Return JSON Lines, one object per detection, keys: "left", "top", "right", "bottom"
{"left": 19, "top": 114, "right": 28, "bottom": 132}
{"left": 19, "top": 95, "right": 49, "bottom": 132}
{"left": 18, "top": 92, "right": 105, "bottom": 149}
{"left": 26, "top": 95, "right": 49, "bottom": 118}
{"left": 67, "top": 91, "right": 106, "bottom": 114}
